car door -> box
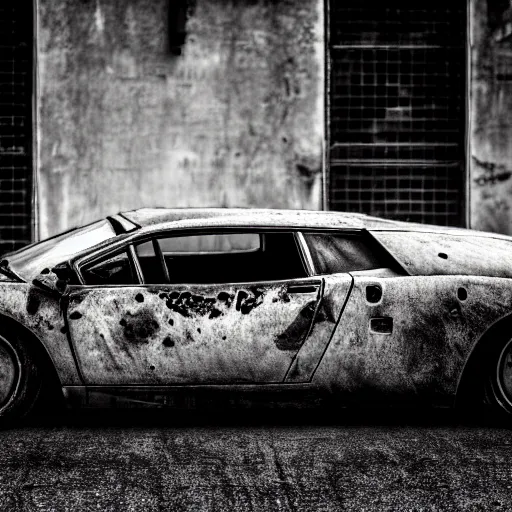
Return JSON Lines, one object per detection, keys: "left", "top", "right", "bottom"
{"left": 65, "top": 230, "right": 330, "bottom": 385}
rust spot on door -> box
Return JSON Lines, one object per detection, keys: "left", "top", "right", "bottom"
{"left": 26, "top": 292, "right": 41, "bottom": 315}
{"left": 162, "top": 336, "right": 175, "bottom": 347}
{"left": 119, "top": 307, "right": 160, "bottom": 343}
{"left": 236, "top": 289, "right": 265, "bottom": 314}
{"left": 164, "top": 292, "right": 216, "bottom": 317}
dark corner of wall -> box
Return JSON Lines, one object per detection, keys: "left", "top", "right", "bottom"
{"left": 487, "top": 0, "right": 512, "bottom": 30}
{"left": 167, "top": 0, "right": 197, "bottom": 56}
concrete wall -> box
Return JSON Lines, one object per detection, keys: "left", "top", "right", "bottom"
{"left": 37, "top": 0, "right": 324, "bottom": 238}
{"left": 470, "top": 0, "right": 512, "bottom": 234}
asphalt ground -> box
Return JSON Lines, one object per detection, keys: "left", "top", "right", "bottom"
{"left": 0, "top": 408, "right": 511, "bottom": 511}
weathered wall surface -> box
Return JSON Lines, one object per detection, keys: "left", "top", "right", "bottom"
{"left": 37, "top": 0, "right": 324, "bottom": 238}
{"left": 470, "top": 0, "right": 512, "bottom": 234}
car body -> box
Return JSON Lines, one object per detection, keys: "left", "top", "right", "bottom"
{"left": 1, "top": 207, "right": 512, "bottom": 418}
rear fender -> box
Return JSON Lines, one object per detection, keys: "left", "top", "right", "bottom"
{"left": 312, "top": 275, "right": 512, "bottom": 405}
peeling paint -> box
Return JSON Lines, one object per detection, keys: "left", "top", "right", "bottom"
{"left": 313, "top": 275, "right": 512, "bottom": 403}
{"left": 119, "top": 308, "right": 160, "bottom": 343}
{"left": 163, "top": 291, "right": 217, "bottom": 318}
{"left": 162, "top": 336, "right": 175, "bottom": 347}
{"left": 0, "top": 284, "right": 81, "bottom": 385}
{"left": 66, "top": 280, "right": 323, "bottom": 385}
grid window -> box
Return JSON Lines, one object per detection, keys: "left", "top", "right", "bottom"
{"left": 328, "top": 1, "right": 466, "bottom": 226}
{"left": 330, "top": 163, "right": 463, "bottom": 226}
{"left": 0, "top": 1, "right": 33, "bottom": 255}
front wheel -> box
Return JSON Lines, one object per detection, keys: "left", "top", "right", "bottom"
{"left": 0, "top": 332, "right": 42, "bottom": 423}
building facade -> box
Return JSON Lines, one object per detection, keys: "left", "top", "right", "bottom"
{"left": 0, "top": 1, "right": 34, "bottom": 254}
{"left": 0, "top": 1, "right": 508, "bottom": 250}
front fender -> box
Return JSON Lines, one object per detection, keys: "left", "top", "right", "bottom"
{"left": 0, "top": 283, "right": 81, "bottom": 385}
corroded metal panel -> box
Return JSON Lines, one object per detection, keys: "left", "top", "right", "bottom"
{"left": 67, "top": 280, "right": 322, "bottom": 385}
{"left": 313, "top": 275, "right": 512, "bottom": 401}
{"left": 285, "top": 273, "right": 352, "bottom": 382}
{"left": 372, "top": 231, "right": 512, "bottom": 278}
{"left": 0, "top": 284, "right": 81, "bottom": 385}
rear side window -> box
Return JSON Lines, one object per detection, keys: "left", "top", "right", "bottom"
{"left": 303, "top": 233, "right": 384, "bottom": 275}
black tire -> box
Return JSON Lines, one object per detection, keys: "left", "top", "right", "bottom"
{"left": 483, "top": 336, "right": 512, "bottom": 422}
{"left": 0, "top": 330, "right": 42, "bottom": 424}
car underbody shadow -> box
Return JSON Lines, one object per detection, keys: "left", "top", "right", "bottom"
{"left": 16, "top": 402, "right": 505, "bottom": 430}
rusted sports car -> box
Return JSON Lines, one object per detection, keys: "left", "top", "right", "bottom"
{"left": 1, "top": 207, "right": 512, "bottom": 420}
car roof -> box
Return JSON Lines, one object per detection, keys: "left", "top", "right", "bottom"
{"left": 119, "top": 207, "right": 512, "bottom": 241}
{"left": 120, "top": 207, "right": 393, "bottom": 229}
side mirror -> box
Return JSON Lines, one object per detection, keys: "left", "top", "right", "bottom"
{"left": 32, "top": 267, "right": 68, "bottom": 296}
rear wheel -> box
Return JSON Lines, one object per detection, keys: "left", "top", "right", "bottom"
{"left": 485, "top": 336, "right": 512, "bottom": 419}
{"left": 0, "top": 332, "right": 42, "bottom": 423}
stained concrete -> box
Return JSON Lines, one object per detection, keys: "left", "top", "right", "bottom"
{"left": 470, "top": 0, "right": 512, "bottom": 234}
{"left": 37, "top": 0, "right": 324, "bottom": 239}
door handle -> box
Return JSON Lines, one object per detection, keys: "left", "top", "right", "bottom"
{"left": 287, "top": 284, "right": 320, "bottom": 294}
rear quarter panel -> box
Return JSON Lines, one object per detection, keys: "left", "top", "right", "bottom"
{"left": 313, "top": 275, "right": 512, "bottom": 406}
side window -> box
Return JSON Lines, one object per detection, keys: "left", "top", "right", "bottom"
{"left": 81, "top": 250, "right": 138, "bottom": 285}
{"left": 303, "top": 233, "right": 384, "bottom": 275}
{"left": 135, "top": 232, "right": 308, "bottom": 284}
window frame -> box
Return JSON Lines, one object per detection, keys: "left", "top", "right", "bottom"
{"left": 79, "top": 245, "right": 143, "bottom": 287}
{"left": 71, "top": 226, "right": 320, "bottom": 287}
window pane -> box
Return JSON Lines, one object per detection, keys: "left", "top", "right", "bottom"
{"left": 136, "top": 240, "right": 156, "bottom": 257}
{"left": 82, "top": 251, "right": 136, "bottom": 285}
{"left": 158, "top": 233, "right": 260, "bottom": 254}
{"left": 136, "top": 232, "right": 306, "bottom": 284}
{"left": 304, "top": 234, "right": 382, "bottom": 274}
{"left": 135, "top": 240, "right": 164, "bottom": 284}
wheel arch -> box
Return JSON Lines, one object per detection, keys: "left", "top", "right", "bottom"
{"left": 455, "top": 311, "right": 512, "bottom": 407}
{"left": 0, "top": 313, "right": 64, "bottom": 397}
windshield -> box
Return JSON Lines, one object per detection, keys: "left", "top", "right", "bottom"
{"left": 5, "top": 219, "right": 117, "bottom": 281}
